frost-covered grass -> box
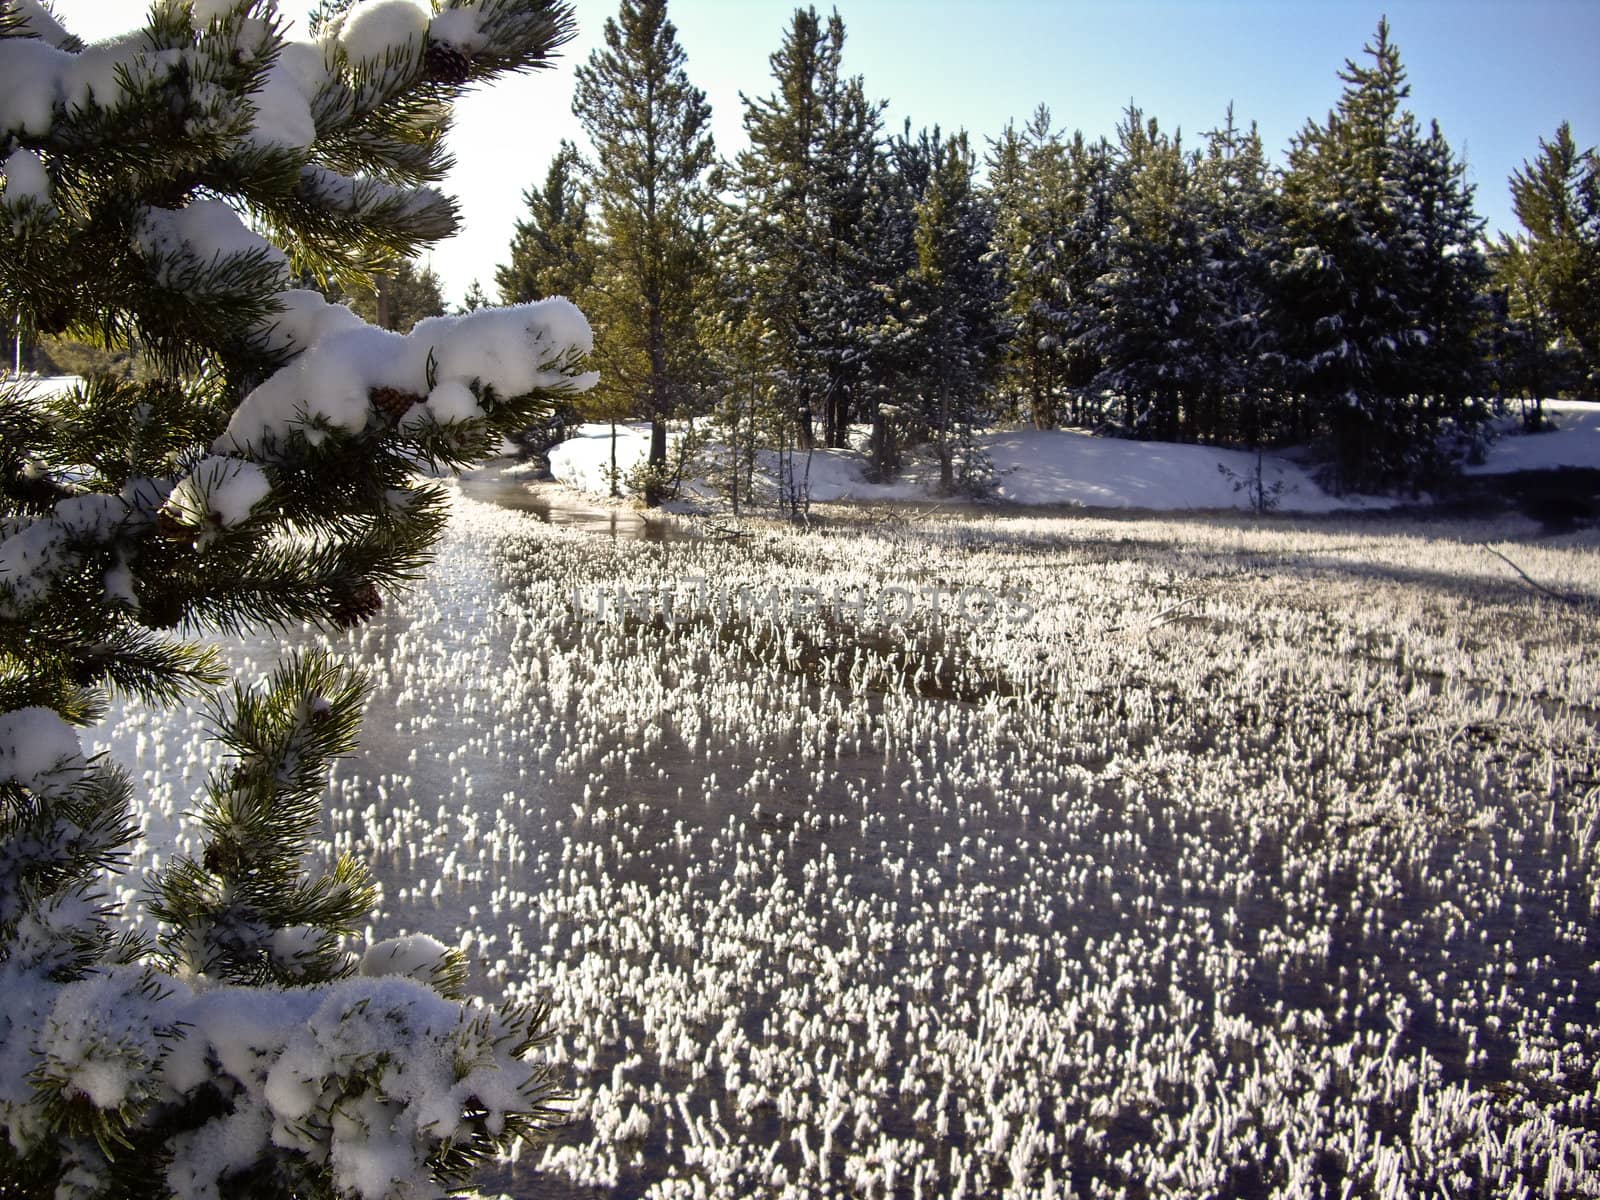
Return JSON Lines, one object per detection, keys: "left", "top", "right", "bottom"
{"left": 101, "top": 477, "right": 1600, "bottom": 1197}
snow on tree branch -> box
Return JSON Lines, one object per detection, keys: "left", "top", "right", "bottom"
{"left": 223, "top": 295, "right": 596, "bottom": 452}
{"left": 1, "top": 1, "right": 583, "bottom": 1195}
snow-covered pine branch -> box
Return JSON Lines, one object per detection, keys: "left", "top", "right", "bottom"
{"left": 1, "top": 2, "right": 586, "bottom": 1197}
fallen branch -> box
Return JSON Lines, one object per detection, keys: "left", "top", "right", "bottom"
{"left": 1108, "top": 593, "right": 1204, "bottom": 634}
{"left": 1480, "top": 543, "right": 1585, "bottom": 605}
{"left": 695, "top": 518, "right": 748, "bottom": 540}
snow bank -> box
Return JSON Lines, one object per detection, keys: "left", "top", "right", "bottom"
{"left": 546, "top": 423, "right": 643, "bottom": 497}
{"left": 1467, "top": 400, "right": 1600, "bottom": 475}
{"left": 980, "top": 429, "right": 1391, "bottom": 512}
{"left": 547, "top": 423, "right": 928, "bottom": 505}
{"left": 546, "top": 423, "right": 1380, "bottom": 511}
{"left": 2, "top": 374, "right": 80, "bottom": 399}
{"left": 547, "top": 404, "right": 1600, "bottom": 513}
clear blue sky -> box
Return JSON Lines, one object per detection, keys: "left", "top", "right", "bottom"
{"left": 54, "top": 1, "right": 1600, "bottom": 307}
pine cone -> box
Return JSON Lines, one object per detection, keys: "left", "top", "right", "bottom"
{"left": 424, "top": 42, "right": 472, "bottom": 85}
{"left": 330, "top": 581, "right": 383, "bottom": 629}
{"left": 370, "top": 386, "right": 423, "bottom": 423}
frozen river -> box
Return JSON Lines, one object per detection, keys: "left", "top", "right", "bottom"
{"left": 101, "top": 467, "right": 1600, "bottom": 1197}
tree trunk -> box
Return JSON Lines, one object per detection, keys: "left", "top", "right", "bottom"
{"left": 375, "top": 273, "right": 394, "bottom": 331}
{"left": 643, "top": 273, "right": 670, "bottom": 506}
{"left": 938, "top": 387, "right": 953, "bottom": 493}
{"left": 795, "top": 401, "right": 815, "bottom": 451}
{"left": 609, "top": 422, "right": 619, "bottom": 499}
{"left": 645, "top": 417, "right": 668, "bottom": 507}
{"left": 1031, "top": 360, "right": 1055, "bottom": 429}
{"left": 869, "top": 405, "right": 901, "bottom": 479}
{"left": 728, "top": 393, "right": 740, "bottom": 517}
{"left": 826, "top": 378, "right": 849, "bottom": 449}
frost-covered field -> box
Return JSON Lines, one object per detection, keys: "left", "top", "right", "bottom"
{"left": 104, "top": 478, "right": 1600, "bottom": 1198}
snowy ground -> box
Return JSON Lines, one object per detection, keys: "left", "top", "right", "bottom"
{"left": 2, "top": 373, "right": 80, "bottom": 397}
{"left": 98, "top": 484, "right": 1600, "bottom": 1198}
{"left": 1465, "top": 399, "right": 1600, "bottom": 475}
{"left": 546, "top": 401, "right": 1600, "bottom": 513}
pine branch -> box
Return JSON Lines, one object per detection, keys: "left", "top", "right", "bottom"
{"left": 2, "top": 4, "right": 583, "bottom": 1193}
{"left": 149, "top": 650, "right": 375, "bottom": 986}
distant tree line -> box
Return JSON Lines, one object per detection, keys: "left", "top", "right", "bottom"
{"left": 497, "top": 1, "right": 1600, "bottom": 500}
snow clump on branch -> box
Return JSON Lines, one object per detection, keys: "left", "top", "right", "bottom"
{"left": 220, "top": 296, "right": 599, "bottom": 452}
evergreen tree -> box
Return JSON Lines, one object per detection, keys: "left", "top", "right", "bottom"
{"left": 808, "top": 29, "right": 885, "bottom": 449}
{"left": 495, "top": 138, "right": 593, "bottom": 305}
{"left": 883, "top": 130, "right": 1007, "bottom": 493}
{"left": 987, "top": 106, "right": 1077, "bottom": 428}
{"left": 573, "top": 0, "right": 716, "bottom": 506}
{"left": 458, "top": 277, "right": 489, "bottom": 312}
{"left": 0, "top": 3, "right": 593, "bottom": 1196}
{"left": 1492, "top": 122, "right": 1600, "bottom": 400}
{"left": 1091, "top": 106, "right": 1213, "bottom": 441}
{"left": 495, "top": 141, "right": 603, "bottom": 463}
{"left": 1192, "top": 104, "right": 1281, "bottom": 444}
{"left": 732, "top": 7, "right": 885, "bottom": 452}
{"left": 1054, "top": 130, "right": 1118, "bottom": 427}
{"left": 1396, "top": 117, "right": 1492, "bottom": 416}
{"left": 29, "top": 329, "right": 152, "bottom": 381}
{"left": 346, "top": 256, "right": 447, "bottom": 331}
{"left": 1275, "top": 18, "right": 1489, "bottom": 490}
{"left": 1490, "top": 237, "right": 1578, "bottom": 426}
{"left": 733, "top": 6, "right": 831, "bottom": 457}
{"left": 868, "top": 121, "right": 940, "bottom": 478}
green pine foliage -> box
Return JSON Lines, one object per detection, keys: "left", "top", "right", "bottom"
{"left": 1190, "top": 106, "right": 1281, "bottom": 444}
{"left": 987, "top": 119, "right": 1116, "bottom": 432}
{"left": 1091, "top": 106, "right": 1212, "bottom": 442}
{"left": 495, "top": 139, "right": 593, "bottom": 306}
{"left": 493, "top": 141, "right": 598, "bottom": 460}
{"left": 573, "top": 0, "right": 716, "bottom": 506}
{"left": 882, "top": 128, "right": 1007, "bottom": 494}
{"left": 731, "top": 7, "right": 885, "bottom": 452}
{"left": 502, "top": 9, "right": 1569, "bottom": 501}
{"left": 1087, "top": 103, "right": 1286, "bottom": 447}
{"left": 457, "top": 277, "right": 489, "bottom": 312}
{"left": 0, "top": 2, "right": 593, "bottom": 1196}
{"left": 1492, "top": 121, "right": 1600, "bottom": 403}
{"left": 1273, "top": 18, "right": 1490, "bottom": 491}
{"left": 697, "top": 208, "right": 769, "bottom": 511}
{"left": 345, "top": 257, "right": 448, "bottom": 331}
{"left": 987, "top": 106, "right": 1077, "bottom": 429}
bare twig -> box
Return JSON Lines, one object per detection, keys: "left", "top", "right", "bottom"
{"left": 696, "top": 519, "right": 747, "bottom": 540}
{"left": 1480, "top": 543, "right": 1584, "bottom": 605}
{"left": 1107, "top": 593, "right": 1203, "bottom": 634}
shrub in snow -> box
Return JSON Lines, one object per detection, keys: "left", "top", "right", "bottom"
{"left": 0, "top": 2, "right": 592, "bottom": 1196}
